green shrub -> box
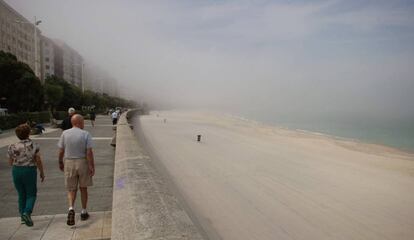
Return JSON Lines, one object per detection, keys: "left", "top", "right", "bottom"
{"left": 0, "top": 111, "right": 51, "bottom": 130}
{"left": 53, "top": 111, "right": 67, "bottom": 120}
{"left": 38, "top": 111, "right": 50, "bottom": 123}
{"left": 77, "top": 110, "right": 90, "bottom": 119}
{"left": 52, "top": 110, "right": 91, "bottom": 120}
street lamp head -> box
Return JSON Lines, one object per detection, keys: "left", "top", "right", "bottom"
{"left": 15, "top": 19, "right": 41, "bottom": 26}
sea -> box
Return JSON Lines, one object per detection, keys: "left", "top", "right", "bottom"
{"left": 236, "top": 111, "right": 414, "bottom": 152}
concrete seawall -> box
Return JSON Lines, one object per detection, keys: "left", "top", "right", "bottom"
{"left": 111, "top": 110, "right": 204, "bottom": 240}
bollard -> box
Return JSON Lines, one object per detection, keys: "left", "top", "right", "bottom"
{"left": 197, "top": 135, "right": 201, "bottom": 142}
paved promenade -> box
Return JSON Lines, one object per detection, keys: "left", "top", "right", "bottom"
{"left": 0, "top": 211, "right": 111, "bottom": 240}
{"left": 0, "top": 115, "right": 115, "bottom": 239}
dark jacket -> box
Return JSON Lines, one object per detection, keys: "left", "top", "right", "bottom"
{"left": 60, "top": 116, "right": 72, "bottom": 130}
{"left": 90, "top": 112, "right": 96, "bottom": 120}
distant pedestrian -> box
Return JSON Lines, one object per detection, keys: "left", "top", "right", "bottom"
{"left": 7, "top": 124, "right": 45, "bottom": 227}
{"left": 58, "top": 114, "right": 95, "bottom": 226}
{"left": 89, "top": 109, "right": 96, "bottom": 127}
{"left": 34, "top": 123, "right": 45, "bottom": 134}
{"left": 26, "top": 120, "right": 45, "bottom": 135}
{"left": 111, "top": 110, "right": 118, "bottom": 125}
{"left": 60, "top": 107, "right": 76, "bottom": 131}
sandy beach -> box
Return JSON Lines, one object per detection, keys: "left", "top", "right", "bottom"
{"left": 138, "top": 110, "right": 414, "bottom": 240}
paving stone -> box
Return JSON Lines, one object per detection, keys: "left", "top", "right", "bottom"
{"left": 40, "top": 214, "right": 76, "bottom": 240}
{"left": 102, "top": 211, "right": 112, "bottom": 239}
{"left": 72, "top": 211, "right": 105, "bottom": 240}
{"left": 10, "top": 215, "right": 53, "bottom": 240}
{"left": 0, "top": 211, "right": 110, "bottom": 240}
{"left": 0, "top": 217, "right": 21, "bottom": 240}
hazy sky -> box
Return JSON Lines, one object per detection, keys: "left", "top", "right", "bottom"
{"left": 7, "top": 0, "right": 414, "bottom": 120}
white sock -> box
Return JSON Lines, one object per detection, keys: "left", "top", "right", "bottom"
{"left": 81, "top": 209, "right": 87, "bottom": 214}
{"left": 69, "top": 206, "right": 74, "bottom": 211}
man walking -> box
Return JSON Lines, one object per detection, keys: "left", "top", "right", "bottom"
{"left": 60, "top": 107, "right": 76, "bottom": 131}
{"left": 89, "top": 109, "right": 96, "bottom": 127}
{"left": 111, "top": 110, "right": 118, "bottom": 125}
{"left": 58, "top": 114, "right": 95, "bottom": 226}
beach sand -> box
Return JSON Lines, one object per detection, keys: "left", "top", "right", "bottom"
{"left": 138, "top": 110, "right": 414, "bottom": 240}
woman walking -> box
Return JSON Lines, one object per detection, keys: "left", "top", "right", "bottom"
{"left": 7, "top": 124, "right": 45, "bottom": 227}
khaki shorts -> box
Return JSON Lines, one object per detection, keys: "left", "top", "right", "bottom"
{"left": 64, "top": 158, "right": 93, "bottom": 191}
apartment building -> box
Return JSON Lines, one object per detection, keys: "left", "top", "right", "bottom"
{"left": 52, "top": 39, "right": 83, "bottom": 88}
{"left": 84, "top": 64, "right": 119, "bottom": 97}
{"left": 40, "top": 37, "right": 84, "bottom": 89}
{"left": 41, "top": 35, "right": 55, "bottom": 80}
{"left": 0, "top": 0, "right": 41, "bottom": 78}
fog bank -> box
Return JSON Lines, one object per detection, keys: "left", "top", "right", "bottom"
{"left": 7, "top": 0, "right": 414, "bottom": 121}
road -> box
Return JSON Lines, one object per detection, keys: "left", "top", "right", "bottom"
{"left": 138, "top": 111, "right": 414, "bottom": 240}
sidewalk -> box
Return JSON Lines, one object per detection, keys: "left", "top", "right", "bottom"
{"left": 0, "top": 115, "right": 115, "bottom": 239}
{"left": 0, "top": 211, "right": 111, "bottom": 240}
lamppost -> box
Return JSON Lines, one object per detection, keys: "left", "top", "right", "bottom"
{"left": 100, "top": 78, "right": 103, "bottom": 94}
{"left": 16, "top": 16, "right": 42, "bottom": 78}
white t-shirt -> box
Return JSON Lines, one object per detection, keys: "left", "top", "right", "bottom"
{"left": 111, "top": 111, "right": 118, "bottom": 119}
{"left": 58, "top": 127, "right": 93, "bottom": 159}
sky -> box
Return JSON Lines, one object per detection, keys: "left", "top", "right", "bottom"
{"left": 6, "top": 0, "right": 414, "bottom": 121}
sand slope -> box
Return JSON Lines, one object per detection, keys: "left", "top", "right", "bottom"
{"left": 138, "top": 111, "right": 414, "bottom": 240}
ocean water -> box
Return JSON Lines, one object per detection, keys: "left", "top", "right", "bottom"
{"left": 237, "top": 112, "right": 414, "bottom": 152}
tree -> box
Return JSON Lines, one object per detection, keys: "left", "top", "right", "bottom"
{"left": 45, "top": 75, "right": 82, "bottom": 110}
{"left": 0, "top": 51, "right": 140, "bottom": 113}
{"left": 44, "top": 80, "right": 63, "bottom": 112}
{"left": 81, "top": 90, "right": 95, "bottom": 107}
{"left": 0, "top": 51, "right": 43, "bottom": 112}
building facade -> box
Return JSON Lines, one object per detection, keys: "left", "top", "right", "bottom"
{"left": 1, "top": 0, "right": 106, "bottom": 94}
{"left": 84, "top": 64, "right": 119, "bottom": 97}
{"left": 40, "top": 35, "right": 55, "bottom": 80}
{"left": 40, "top": 37, "right": 84, "bottom": 89}
{"left": 53, "top": 39, "right": 83, "bottom": 88}
{"left": 0, "top": 0, "right": 41, "bottom": 78}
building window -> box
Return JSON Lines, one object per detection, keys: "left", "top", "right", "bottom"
{"left": 45, "top": 57, "right": 49, "bottom": 62}
{"left": 45, "top": 65, "right": 50, "bottom": 69}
